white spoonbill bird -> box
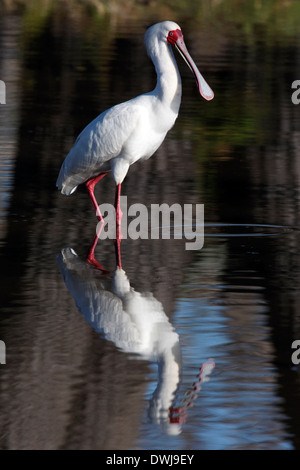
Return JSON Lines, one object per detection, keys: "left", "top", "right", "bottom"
{"left": 56, "top": 21, "right": 214, "bottom": 224}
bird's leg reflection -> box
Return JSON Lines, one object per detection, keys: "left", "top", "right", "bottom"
{"left": 169, "top": 359, "right": 215, "bottom": 424}
{"left": 86, "top": 222, "right": 122, "bottom": 271}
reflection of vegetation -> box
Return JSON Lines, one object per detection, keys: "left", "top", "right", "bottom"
{"left": 2, "top": 0, "right": 300, "bottom": 38}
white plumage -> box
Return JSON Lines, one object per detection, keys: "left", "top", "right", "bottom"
{"left": 56, "top": 21, "right": 213, "bottom": 218}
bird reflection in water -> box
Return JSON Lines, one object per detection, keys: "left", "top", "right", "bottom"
{"left": 57, "top": 233, "right": 214, "bottom": 434}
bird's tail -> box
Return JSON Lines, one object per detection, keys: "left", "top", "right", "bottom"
{"left": 56, "top": 162, "right": 78, "bottom": 195}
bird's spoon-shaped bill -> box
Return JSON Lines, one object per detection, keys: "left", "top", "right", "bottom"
{"left": 169, "top": 29, "right": 214, "bottom": 101}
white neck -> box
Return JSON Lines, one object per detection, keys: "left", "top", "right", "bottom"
{"left": 149, "top": 42, "right": 182, "bottom": 114}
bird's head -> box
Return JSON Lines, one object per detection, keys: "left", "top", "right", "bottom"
{"left": 145, "top": 21, "right": 214, "bottom": 101}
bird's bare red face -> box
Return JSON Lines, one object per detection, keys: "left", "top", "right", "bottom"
{"left": 167, "top": 29, "right": 182, "bottom": 45}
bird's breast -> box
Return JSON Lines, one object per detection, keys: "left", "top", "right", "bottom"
{"left": 124, "top": 101, "right": 178, "bottom": 163}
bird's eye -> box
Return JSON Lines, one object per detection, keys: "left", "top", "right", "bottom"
{"left": 167, "top": 30, "right": 177, "bottom": 44}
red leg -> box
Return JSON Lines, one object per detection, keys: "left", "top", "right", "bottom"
{"left": 114, "top": 183, "right": 123, "bottom": 239}
{"left": 115, "top": 238, "right": 122, "bottom": 270}
{"left": 114, "top": 183, "right": 122, "bottom": 269}
{"left": 86, "top": 224, "right": 110, "bottom": 273}
{"left": 86, "top": 172, "right": 108, "bottom": 220}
